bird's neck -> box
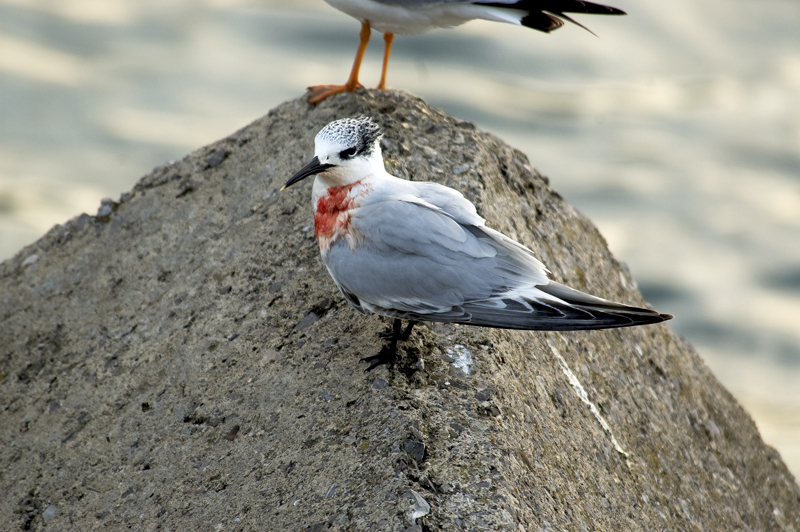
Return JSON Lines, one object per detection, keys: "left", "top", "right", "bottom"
{"left": 309, "top": 151, "right": 386, "bottom": 252}
{"left": 311, "top": 177, "right": 374, "bottom": 253}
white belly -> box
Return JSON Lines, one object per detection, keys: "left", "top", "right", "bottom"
{"left": 324, "top": 0, "right": 521, "bottom": 35}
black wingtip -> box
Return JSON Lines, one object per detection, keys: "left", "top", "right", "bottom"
{"left": 520, "top": 12, "right": 565, "bottom": 33}
{"left": 480, "top": 1, "right": 625, "bottom": 34}
{"left": 569, "top": 2, "right": 626, "bottom": 16}
{"left": 525, "top": 282, "right": 674, "bottom": 330}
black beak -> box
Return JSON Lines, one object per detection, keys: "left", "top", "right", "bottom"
{"left": 282, "top": 156, "right": 334, "bottom": 190}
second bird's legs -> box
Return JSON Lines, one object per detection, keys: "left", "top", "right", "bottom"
{"left": 376, "top": 32, "right": 394, "bottom": 90}
{"left": 308, "top": 22, "right": 395, "bottom": 104}
{"left": 308, "top": 21, "right": 371, "bottom": 104}
{"left": 361, "top": 319, "right": 416, "bottom": 372}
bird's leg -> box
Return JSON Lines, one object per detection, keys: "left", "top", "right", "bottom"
{"left": 362, "top": 319, "right": 415, "bottom": 372}
{"left": 308, "top": 21, "right": 371, "bottom": 104}
{"left": 376, "top": 32, "right": 394, "bottom": 90}
{"left": 378, "top": 319, "right": 416, "bottom": 340}
{"left": 398, "top": 320, "right": 415, "bottom": 341}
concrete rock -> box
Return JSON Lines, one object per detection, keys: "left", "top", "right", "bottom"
{"left": 1, "top": 90, "right": 798, "bottom": 531}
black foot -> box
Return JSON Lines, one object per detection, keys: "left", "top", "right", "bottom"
{"left": 360, "top": 346, "right": 397, "bottom": 372}
{"left": 361, "top": 319, "right": 417, "bottom": 372}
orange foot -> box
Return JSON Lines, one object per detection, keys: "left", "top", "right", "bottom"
{"left": 307, "top": 83, "right": 364, "bottom": 105}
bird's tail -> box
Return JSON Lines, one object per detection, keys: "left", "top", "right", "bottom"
{"left": 455, "top": 281, "right": 672, "bottom": 331}
{"left": 475, "top": 1, "right": 626, "bottom": 34}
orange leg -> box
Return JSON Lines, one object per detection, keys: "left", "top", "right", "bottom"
{"left": 376, "top": 32, "right": 394, "bottom": 90}
{"left": 308, "top": 21, "right": 371, "bottom": 104}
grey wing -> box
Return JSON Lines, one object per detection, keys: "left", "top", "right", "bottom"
{"left": 370, "top": 0, "right": 624, "bottom": 35}
{"left": 325, "top": 182, "right": 549, "bottom": 318}
{"left": 370, "top": 0, "right": 472, "bottom": 5}
{"left": 325, "top": 179, "right": 670, "bottom": 330}
{"left": 366, "top": 0, "right": 568, "bottom": 5}
{"left": 370, "top": 0, "right": 621, "bottom": 12}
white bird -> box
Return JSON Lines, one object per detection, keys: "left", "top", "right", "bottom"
{"left": 283, "top": 116, "right": 671, "bottom": 370}
{"left": 308, "top": 0, "right": 626, "bottom": 103}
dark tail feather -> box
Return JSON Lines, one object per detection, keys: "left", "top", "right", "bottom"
{"left": 447, "top": 282, "right": 672, "bottom": 331}
{"left": 476, "top": 1, "right": 626, "bottom": 33}
{"left": 551, "top": 12, "right": 596, "bottom": 36}
{"left": 529, "top": 282, "right": 673, "bottom": 330}
{"left": 495, "top": 0, "right": 626, "bottom": 15}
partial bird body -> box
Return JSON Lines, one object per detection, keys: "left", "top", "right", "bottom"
{"left": 326, "top": 0, "right": 531, "bottom": 35}
{"left": 309, "top": 0, "right": 625, "bottom": 103}
{"left": 284, "top": 117, "right": 671, "bottom": 369}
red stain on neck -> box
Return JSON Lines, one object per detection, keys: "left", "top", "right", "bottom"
{"left": 314, "top": 181, "right": 360, "bottom": 243}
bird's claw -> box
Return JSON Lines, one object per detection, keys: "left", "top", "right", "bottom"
{"left": 360, "top": 346, "right": 396, "bottom": 372}
{"left": 307, "top": 83, "right": 364, "bottom": 104}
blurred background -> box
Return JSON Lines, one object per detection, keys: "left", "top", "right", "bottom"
{"left": 1, "top": 0, "right": 798, "bottom": 477}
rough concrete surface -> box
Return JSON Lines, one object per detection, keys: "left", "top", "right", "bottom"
{"left": 1, "top": 90, "right": 798, "bottom": 531}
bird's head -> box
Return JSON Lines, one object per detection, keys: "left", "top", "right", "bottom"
{"left": 283, "top": 116, "right": 384, "bottom": 190}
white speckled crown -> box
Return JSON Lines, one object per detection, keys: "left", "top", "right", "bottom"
{"left": 316, "top": 116, "right": 382, "bottom": 158}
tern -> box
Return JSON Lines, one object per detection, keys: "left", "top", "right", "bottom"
{"left": 308, "top": 0, "right": 626, "bottom": 103}
{"left": 283, "top": 116, "right": 671, "bottom": 370}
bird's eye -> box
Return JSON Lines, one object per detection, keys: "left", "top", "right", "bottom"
{"left": 339, "top": 147, "right": 357, "bottom": 160}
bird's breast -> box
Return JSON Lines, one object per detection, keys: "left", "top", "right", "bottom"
{"left": 313, "top": 180, "right": 372, "bottom": 253}
{"left": 323, "top": 0, "right": 474, "bottom": 34}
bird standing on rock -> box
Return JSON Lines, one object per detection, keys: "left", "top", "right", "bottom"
{"left": 308, "top": 0, "right": 626, "bottom": 103}
{"left": 283, "top": 116, "right": 671, "bottom": 370}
